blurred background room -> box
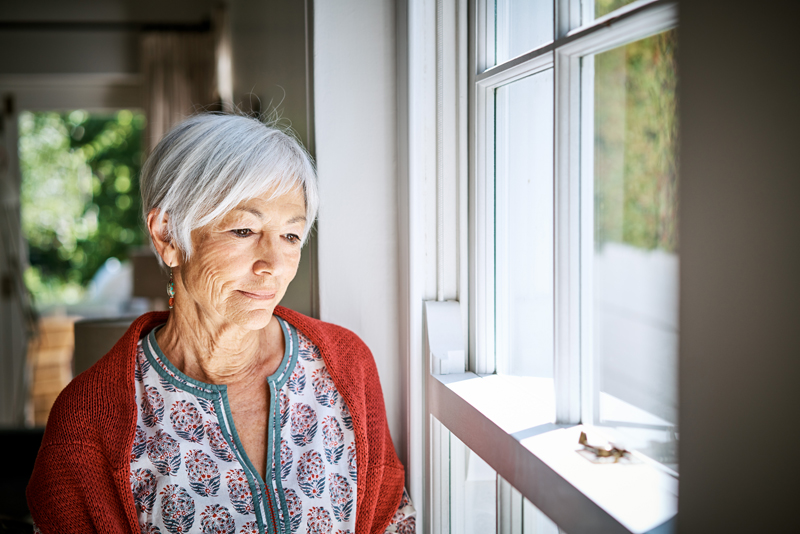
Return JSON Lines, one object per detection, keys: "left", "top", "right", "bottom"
{"left": 0, "top": 0, "right": 317, "bottom": 524}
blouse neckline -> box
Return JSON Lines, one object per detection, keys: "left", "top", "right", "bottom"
{"left": 142, "top": 317, "right": 297, "bottom": 398}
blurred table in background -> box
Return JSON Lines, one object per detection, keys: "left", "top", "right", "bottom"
{"left": 28, "top": 317, "right": 77, "bottom": 427}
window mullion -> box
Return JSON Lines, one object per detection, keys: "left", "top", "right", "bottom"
{"left": 578, "top": 54, "right": 598, "bottom": 425}
{"left": 473, "top": 78, "right": 496, "bottom": 375}
{"left": 557, "top": 0, "right": 585, "bottom": 39}
{"left": 554, "top": 49, "right": 583, "bottom": 425}
{"left": 430, "top": 416, "right": 452, "bottom": 534}
{"left": 480, "top": 0, "right": 495, "bottom": 71}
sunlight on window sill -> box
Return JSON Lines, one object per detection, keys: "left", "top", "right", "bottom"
{"left": 430, "top": 372, "right": 677, "bottom": 533}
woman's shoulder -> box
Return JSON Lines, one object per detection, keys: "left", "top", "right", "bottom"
{"left": 274, "top": 306, "right": 380, "bottom": 387}
{"left": 41, "top": 312, "right": 168, "bottom": 456}
{"left": 274, "top": 306, "right": 369, "bottom": 352}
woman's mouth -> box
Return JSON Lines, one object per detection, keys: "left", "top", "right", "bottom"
{"left": 238, "top": 290, "right": 277, "bottom": 300}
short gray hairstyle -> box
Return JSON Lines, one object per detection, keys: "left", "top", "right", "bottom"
{"left": 140, "top": 113, "right": 318, "bottom": 260}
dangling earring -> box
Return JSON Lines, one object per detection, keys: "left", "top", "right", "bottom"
{"left": 167, "top": 265, "right": 175, "bottom": 309}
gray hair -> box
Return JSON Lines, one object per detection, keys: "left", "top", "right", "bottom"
{"left": 140, "top": 113, "right": 318, "bottom": 260}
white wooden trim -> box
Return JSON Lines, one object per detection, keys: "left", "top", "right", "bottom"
{"left": 557, "top": 0, "right": 584, "bottom": 40}
{"left": 437, "top": 0, "right": 462, "bottom": 302}
{"left": 475, "top": 0, "right": 675, "bottom": 85}
{"left": 457, "top": 0, "right": 470, "bottom": 356}
{"left": 561, "top": 0, "right": 677, "bottom": 55}
{"left": 427, "top": 300, "right": 467, "bottom": 375}
{"left": 449, "top": 430, "right": 468, "bottom": 533}
{"left": 467, "top": 0, "right": 479, "bottom": 373}
{"left": 579, "top": 54, "right": 598, "bottom": 425}
{"left": 554, "top": 48, "right": 583, "bottom": 425}
{"left": 476, "top": 50, "right": 554, "bottom": 87}
{"left": 472, "top": 52, "right": 496, "bottom": 375}
{"left": 405, "top": 0, "right": 438, "bottom": 529}
{"left": 494, "top": 83, "right": 508, "bottom": 375}
{"left": 498, "top": 476, "right": 524, "bottom": 534}
{"left": 431, "top": 415, "right": 452, "bottom": 534}
{"left": 480, "top": 0, "right": 495, "bottom": 72}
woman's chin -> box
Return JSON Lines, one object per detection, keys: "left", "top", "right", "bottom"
{"left": 225, "top": 306, "right": 275, "bottom": 331}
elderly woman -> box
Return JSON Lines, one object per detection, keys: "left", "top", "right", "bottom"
{"left": 27, "top": 114, "right": 415, "bottom": 534}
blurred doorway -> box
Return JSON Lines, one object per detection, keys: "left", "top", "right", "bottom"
{"left": 19, "top": 108, "right": 149, "bottom": 425}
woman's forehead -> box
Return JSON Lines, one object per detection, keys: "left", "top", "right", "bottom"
{"left": 216, "top": 188, "right": 306, "bottom": 224}
{"left": 237, "top": 187, "right": 305, "bottom": 211}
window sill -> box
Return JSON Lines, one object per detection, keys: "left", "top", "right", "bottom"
{"left": 428, "top": 372, "right": 677, "bottom": 534}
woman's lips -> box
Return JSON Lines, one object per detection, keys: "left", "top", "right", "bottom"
{"left": 238, "top": 290, "right": 277, "bottom": 300}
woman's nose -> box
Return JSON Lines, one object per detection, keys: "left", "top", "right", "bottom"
{"left": 252, "top": 237, "right": 282, "bottom": 275}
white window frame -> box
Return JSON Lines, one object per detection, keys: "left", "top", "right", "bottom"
{"left": 404, "top": 1, "right": 680, "bottom": 533}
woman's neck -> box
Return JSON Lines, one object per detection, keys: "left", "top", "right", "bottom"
{"left": 154, "top": 308, "right": 285, "bottom": 387}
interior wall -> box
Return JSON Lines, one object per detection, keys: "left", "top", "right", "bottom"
{"left": 0, "top": 30, "right": 139, "bottom": 75}
{"left": 0, "top": 0, "right": 214, "bottom": 23}
{"left": 229, "top": 0, "right": 317, "bottom": 318}
{"left": 313, "top": 0, "right": 405, "bottom": 465}
{"left": 229, "top": 0, "right": 310, "bottom": 145}
{"left": 0, "top": 0, "right": 215, "bottom": 77}
{"left": 678, "top": 0, "right": 800, "bottom": 531}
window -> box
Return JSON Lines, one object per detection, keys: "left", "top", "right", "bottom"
{"left": 588, "top": 29, "right": 679, "bottom": 471}
{"left": 406, "top": 0, "right": 680, "bottom": 532}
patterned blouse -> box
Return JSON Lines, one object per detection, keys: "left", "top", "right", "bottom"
{"left": 128, "top": 317, "right": 416, "bottom": 534}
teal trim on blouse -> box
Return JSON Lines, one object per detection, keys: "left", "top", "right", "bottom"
{"left": 141, "top": 319, "right": 298, "bottom": 534}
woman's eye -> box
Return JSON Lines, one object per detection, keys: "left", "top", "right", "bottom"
{"left": 231, "top": 228, "right": 253, "bottom": 237}
{"left": 285, "top": 234, "right": 301, "bottom": 244}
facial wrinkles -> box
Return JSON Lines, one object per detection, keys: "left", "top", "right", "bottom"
{"left": 194, "top": 195, "right": 300, "bottom": 310}
{"left": 159, "top": 188, "right": 306, "bottom": 382}
{"left": 159, "top": 312, "right": 268, "bottom": 383}
{"left": 183, "top": 236, "right": 233, "bottom": 318}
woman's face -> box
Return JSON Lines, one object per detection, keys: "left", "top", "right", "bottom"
{"left": 176, "top": 187, "right": 306, "bottom": 331}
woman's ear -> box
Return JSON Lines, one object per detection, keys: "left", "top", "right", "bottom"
{"left": 146, "top": 209, "right": 180, "bottom": 267}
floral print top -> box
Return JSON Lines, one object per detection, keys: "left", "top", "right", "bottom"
{"left": 129, "top": 318, "right": 415, "bottom": 534}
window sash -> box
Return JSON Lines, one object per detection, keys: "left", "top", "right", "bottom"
{"left": 472, "top": 0, "right": 679, "bottom": 422}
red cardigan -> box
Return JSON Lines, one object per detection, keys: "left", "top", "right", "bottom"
{"left": 27, "top": 307, "right": 405, "bottom": 534}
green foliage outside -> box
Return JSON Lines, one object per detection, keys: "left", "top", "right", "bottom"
{"left": 595, "top": 0, "right": 636, "bottom": 18}
{"left": 594, "top": 29, "right": 678, "bottom": 253}
{"left": 20, "top": 110, "right": 147, "bottom": 307}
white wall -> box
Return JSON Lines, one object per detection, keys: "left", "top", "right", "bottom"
{"left": 314, "top": 0, "right": 405, "bottom": 464}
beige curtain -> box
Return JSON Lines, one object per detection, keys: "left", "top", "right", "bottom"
{"left": 141, "top": 32, "right": 217, "bottom": 153}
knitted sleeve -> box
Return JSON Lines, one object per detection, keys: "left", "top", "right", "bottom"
{"left": 26, "top": 313, "right": 159, "bottom": 534}
{"left": 27, "top": 441, "right": 132, "bottom": 533}
{"left": 341, "top": 331, "right": 405, "bottom": 534}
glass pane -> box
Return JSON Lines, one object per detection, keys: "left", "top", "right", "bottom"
{"left": 495, "top": 69, "right": 554, "bottom": 381}
{"left": 592, "top": 30, "right": 679, "bottom": 470}
{"left": 451, "top": 433, "right": 497, "bottom": 534}
{"left": 498, "top": 475, "right": 561, "bottom": 534}
{"left": 523, "top": 496, "right": 560, "bottom": 534}
{"left": 593, "top": 0, "right": 638, "bottom": 19}
{"left": 495, "top": 0, "right": 553, "bottom": 64}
